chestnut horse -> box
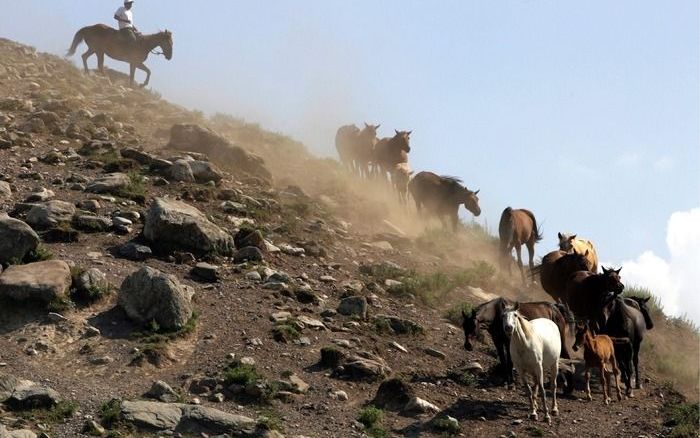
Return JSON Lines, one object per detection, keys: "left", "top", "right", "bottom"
{"left": 461, "top": 297, "right": 575, "bottom": 393}
{"left": 499, "top": 207, "right": 543, "bottom": 284}
{"left": 408, "top": 172, "right": 480, "bottom": 231}
{"left": 558, "top": 232, "right": 599, "bottom": 273}
{"left": 531, "top": 249, "right": 590, "bottom": 303}
{"left": 573, "top": 321, "right": 624, "bottom": 404}
{"left": 373, "top": 130, "right": 411, "bottom": 181}
{"left": 67, "top": 24, "right": 173, "bottom": 87}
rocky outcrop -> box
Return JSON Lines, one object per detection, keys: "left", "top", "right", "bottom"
{"left": 118, "top": 266, "right": 194, "bottom": 330}
{"left": 167, "top": 124, "right": 272, "bottom": 181}
{"left": 0, "top": 260, "right": 71, "bottom": 303}
{"left": 143, "top": 198, "right": 235, "bottom": 256}
{"left": 25, "top": 200, "right": 75, "bottom": 229}
{"left": 0, "top": 214, "right": 39, "bottom": 265}
{"left": 85, "top": 172, "right": 130, "bottom": 194}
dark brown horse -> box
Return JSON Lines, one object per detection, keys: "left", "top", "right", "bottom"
{"left": 67, "top": 24, "right": 173, "bottom": 87}
{"left": 373, "top": 130, "right": 411, "bottom": 181}
{"left": 499, "top": 207, "right": 543, "bottom": 284}
{"left": 335, "top": 123, "right": 380, "bottom": 178}
{"left": 532, "top": 249, "right": 590, "bottom": 303}
{"left": 596, "top": 296, "right": 651, "bottom": 397}
{"left": 461, "top": 297, "right": 575, "bottom": 392}
{"left": 563, "top": 267, "right": 624, "bottom": 321}
{"left": 408, "top": 171, "right": 480, "bottom": 231}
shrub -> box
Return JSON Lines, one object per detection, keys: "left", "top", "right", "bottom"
{"left": 99, "top": 399, "right": 122, "bottom": 429}
{"left": 445, "top": 302, "right": 473, "bottom": 325}
{"left": 357, "top": 406, "right": 387, "bottom": 437}
{"left": 223, "top": 362, "right": 261, "bottom": 386}
{"left": 116, "top": 171, "right": 147, "bottom": 203}
{"left": 24, "top": 244, "right": 54, "bottom": 263}
{"left": 432, "top": 416, "right": 460, "bottom": 435}
{"left": 664, "top": 400, "right": 699, "bottom": 438}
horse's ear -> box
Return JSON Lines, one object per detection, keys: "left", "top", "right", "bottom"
{"left": 557, "top": 232, "right": 562, "bottom": 239}
{"left": 394, "top": 129, "right": 399, "bottom": 135}
{"left": 584, "top": 249, "right": 589, "bottom": 256}
{"left": 513, "top": 302, "right": 520, "bottom": 311}
{"left": 570, "top": 234, "right": 577, "bottom": 240}
{"left": 615, "top": 267, "right": 622, "bottom": 274}
{"left": 473, "top": 189, "right": 480, "bottom": 195}
{"left": 602, "top": 266, "right": 609, "bottom": 274}
{"left": 407, "top": 130, "right": 412, "bottom": 135}
{"left": 375, "top": 124, "right": 381, "bottom": 129}
{"left": 364, "top": 122, "right": 369, "bottom": 128}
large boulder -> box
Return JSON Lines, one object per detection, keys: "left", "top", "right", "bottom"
{"left": 167, "top": 124, "right": 272, "bottom": 181}
{"left": 0, "top": 214, "right": 39, "bottom": 265}
{"left": 0, "top": 260, "right": 71, "bottom": 303}
{"left": 120, "top": 400, "right": 260, "bottom": 435}
{"left": 143, "top": 198, "right": 235, "bottom": 256}
{"left": 0, "top": 181, "right": 11, "bottom": 198}
{"left": 85, "top": 172, "right": 129, "bottom": 194}
{"left": 118, "top": 266, "right": 194, "bottom": 330}
{"left": 25, "top": 200, "right": 75, "bottom": 230}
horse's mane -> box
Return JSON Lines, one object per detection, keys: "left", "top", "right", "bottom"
{"left": 440, "top": 175, "right": 468, "bottom": 195}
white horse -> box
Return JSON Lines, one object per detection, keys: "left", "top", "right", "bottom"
{"left": 502, "top": 302, "right": 561, "bottom": 424}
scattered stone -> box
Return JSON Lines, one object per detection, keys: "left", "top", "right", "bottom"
{"left": 0, "top": 214, "right": 40, "bottom": 265}
{"left": 89, "top": 355, "right": 113, "bottom": 365}
{"left": 296, "top": 315, "right": 327, "bottom": 330}
{"left": 24, "top": 187, "right": 54, "bottom": 203}
{"left": 191, "top": 262, "right": 220, "bottom": 282}
{"left": 329, "top": 390, "right": 348, "bottom": 401}
{"left": 26, "top": 200, "right": 75, "bottom": 229}
{"left": 73, "top": 215, "right": 112, "bottom": 232}
{"left": 145, "top": 380, "right": 179, "bottom": 403}
{"left": 85, "top": 172, "right": 130, "bottom": 194}
{"left": 405, "top": 396, "right": 440, "bottom": 414}
{"left": 337, "top": 296, "right": 368, "bottom": 319}
{"left": 118, "top": 242, "right": 152, "bottom": 261}
{"left": 389, "top": 341, "right": 408, "bottom": 353}
{"left": 233, "top": 246, "right": 264, "bottom": 263}
{"left": 424, "top": 348, "right": 446, "bottom": 360}
{"left": 373, "top": 315, "right": 423, "bottom": 335}
{"left": 341, "top": 354, "right": 392, "bottom": 381}
{"left": 143, "top": 198, "right": 235, "bottom": 256}
{"left": 371, "top": 378, "right": 415, "bottom": 411}
{"left": 464, "top": 362, "right": 484, "bottom": 373}
{"left": 82, "top": 419, "right": 105, "bottom": 436}
{"left": 4, "top": 381, "right": 61, "bottom": 410}
{"left": 119, "top": 266, "right": 195, "bottom": 330}
{"left": 319, "top": 275, "right": 336, "bottom": 283}
{"left": 273, "top": 373, "right": 310, "bottom": 394}
{"left": 270, "top": 311, "right": 292, "bottom": 323}
{"left": 245, "top": 271, "right": 262, "bottom": 281}
{"left": 234, "top": 228, "right": 266, "bottom": 251}
{"left": 73, "top": 268, "right": 109, "bottom": 298}
{"left": 0, "top": 260, "right": 71, "bottom": 304}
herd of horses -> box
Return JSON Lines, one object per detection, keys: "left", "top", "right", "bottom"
{"left": 336, "top": 122, "right": 654, "bottom": 424}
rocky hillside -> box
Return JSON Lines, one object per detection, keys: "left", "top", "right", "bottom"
{"left": 0, "top": 38, "right": 697, "bottom": 438}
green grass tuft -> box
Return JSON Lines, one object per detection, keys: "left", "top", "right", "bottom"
{"left": 223, "top": 362, "right": 261, "bottom": 386}
{"left": 664, "top": 400, "right": 700, "bottom": 438}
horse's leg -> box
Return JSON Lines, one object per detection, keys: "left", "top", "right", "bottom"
{"left": 515, "top": 244, "right": 525, "bottom": 284}
{"left": 633, "top": 341, "right": 642, "bottom": 389}
{"left": 81, "top": 48, "right": 94, "bottom": 73}
{"left": 599, "top": 361, "right": 610, "bottom": 405}
{"left": 526, "top": 381, "right": 537, "bottom": 421}
{"left": 97, "top": 52, "right": 105, "bottom": 75}
{"left": 611, "top": 356, "right": 623, "bottom": 401}
{"left": 138, "top": 63, "right": 152, "bottom": 87}
{"left": 550, "top": 362, "right": 559, "bottom": 415}
{"left": 536, "top": 366, "right": 550, "bottom": 424}
{"left": 584, "top": 366, "right": 592, "bottom": 401}
{"left": 527, "top": 240, "right": 536, "bottom": 280}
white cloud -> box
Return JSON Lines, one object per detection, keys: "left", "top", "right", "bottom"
{"left": 620, "top": 207, "right": 700, "bottom": 324}
{"left": 653, "top": 155, "right": 675, "bottom": 172}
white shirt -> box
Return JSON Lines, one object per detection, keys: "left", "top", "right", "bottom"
{"left": 115, "top": 6, "right": 134, "bottom": 30}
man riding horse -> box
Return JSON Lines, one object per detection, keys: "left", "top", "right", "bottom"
{"left": 114, "top": 0, "right": 139, "bottom": 46}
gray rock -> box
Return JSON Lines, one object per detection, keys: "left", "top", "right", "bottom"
{"left": 373, "top": 314, "right": 423, "bottom": 335}
{"left": 342, "top": 354, "right": 392, "bottom": 381}
{"left": 189, "top": 160, "right": 224, "bottom": 184}
{"left": 424, "top": 348, "right": 447, "bottom": 360}
{"left": 143, "top": 198, "right": 235, "bottom": 256}
{"left": 167, "top": 159, "right": 195, "bottom": 182}
{"left": 77, "top": 199, "right": 101, "bottom": 212}
{"left": 0, "top": 260, "right": 71, "bottom": 303}
{"left": 4, "top": 381, "right": 61, "bottom": 410}
{"left": 404, "top": 396, "right": 440, "bottom": 414}
{"left": 233, "top": 246, "right": 264, "bottom": 263}
{"left": 0, "top": 181, "right": 11, "bottom": 198}
{"left": 26, "top": 200, "right": 75, "bottom": 229}
{"left": 337, "top": 296, "right": 368, "bottom": 319}
{"left": 24, "top": 188, "right": 54, "bottom": 203}
{"left": 0, "top": 425, "right": 38, "bottom": 438}
{"left": 145, "top": 380, "right": 179, "bottom": 403}
{"left": 73, "top": 215, "right": 112, "bottom": 232}
{"left": 0, "top": 214, "right": 39, "bottom": 265}
{"left": 120, "top": 400, "right": 258, "bottom": 435}
{"left": 119, "top": 266, "right": 194, "bottom": 330}
{"left": 118, "top": 242, "right": 152, "bottom": 260}
{"left": 85, "top": 172, "right": 130, "bottom": 194}
{"left": 191, "top": 262, "right": 220, "bottom": 282}
{"left": 74, "top": 268, "right": 109, "bottom": 297}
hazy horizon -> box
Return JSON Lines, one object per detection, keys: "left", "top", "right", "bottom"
{"left": 1, "top": 0, "right": 698, "bottom": 322}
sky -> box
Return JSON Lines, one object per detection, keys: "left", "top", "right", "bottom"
{"left": 1, "top": 1, "right": 699, "bottom": 321}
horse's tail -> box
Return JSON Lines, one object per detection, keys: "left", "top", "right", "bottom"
{"left": 524, "top": 209, "right": 544, "bottom": 243}
{"left": 498, "top": 207, "right": 514, "bottom": 250}
{"left": 67, "top": 27, "right": 87, "bottom": 56}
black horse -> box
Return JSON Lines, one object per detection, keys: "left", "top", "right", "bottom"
{"left": 596, "top": 296, "right": 652, "bottom": 397}
{"left": 462, "top": 297, "right": 575, "bottom": 393}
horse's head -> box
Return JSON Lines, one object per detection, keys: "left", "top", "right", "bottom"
{"left": 601, "top": 266, "right": 624, "bottom": 295}
{"left": 362, "top": 122, "right": 380, "bottom": 138}
{"left": 462, "top": 188, "right": 481, "bottom": 217}
{"left": 393, "top": 129, "right": 412, "bottom": 153}
{"left": 501, "top": 301, "right": 520, "bottom": 335}
{"left": 572, "top": 320, "right": 589, "bottom": 352}
{"left": 159, "top": 30, "right": 173, "bottom": 60}
{"left": 461, "top": 308, "right": 480, "bottom": 351}
{"left": 557, "top": 232, "right": 576, "bottom": 252}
